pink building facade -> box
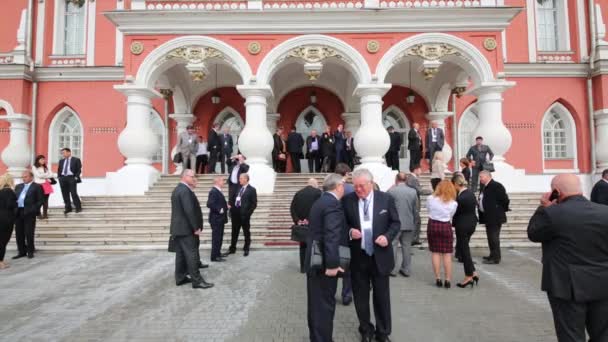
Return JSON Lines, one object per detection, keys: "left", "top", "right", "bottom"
{"left": 1, "top": 0, "right": 607, "bottom": 200}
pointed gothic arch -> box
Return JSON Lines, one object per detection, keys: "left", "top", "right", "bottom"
{"left": 48, "top": 106, "right": 84, "bottom": 164}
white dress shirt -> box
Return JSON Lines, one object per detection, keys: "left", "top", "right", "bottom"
{"left": 196, "top": 142, "right": 208, "bottom": 156}
{"left": 230, "top": 163, "right": 240, "bottom": 184}
{"left": 431, "top": 128, "right": 438, "bottom": 142}
{"left": 426, "top": 195, "right": 457, "bottom": 222}
{"left": 358, "top": 191, "right": 374, "bottom": 249}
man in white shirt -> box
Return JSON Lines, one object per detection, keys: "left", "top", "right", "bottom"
{"left": 195, "top": 136, "right": 208, "bottom": 174}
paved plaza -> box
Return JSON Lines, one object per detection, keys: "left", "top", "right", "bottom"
{"left": 0, "top": 248, "right": 555, "bottom": 342}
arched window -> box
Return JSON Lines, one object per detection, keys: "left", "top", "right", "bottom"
{"left": 150, "top": 111, "right": 165, "bottom": 163}
{"left": 296, "top": 106, "right": 327, "bottom": 138}
{"left": 382, "top": 106, "right": 410, "bottom": 159}
{"left": 49, "top": 107, "right": 83, "bottom": 163}
{"left": 542, "top": 104, "right": 575, "bottom": 160}
{"left": 458, "top": 108, "right": 480, "bottom": 159}
{"left": 214, "top": 107, "right": 244, "bottom": 156}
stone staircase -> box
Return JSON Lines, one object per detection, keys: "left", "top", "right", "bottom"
{"left": 29, "top": 173, "right": 540, "bottom": 251}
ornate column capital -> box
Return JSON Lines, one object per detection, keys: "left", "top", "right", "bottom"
{"left": 425, "top": 111, "right": 452, "bottom": 122}
{"left": 114, "top": 84, "right": 162, "bottom": 99}
{"left": 468, "top": 80, "right": 515, "bottom": 98}
{"left": 353, "top": 84, "right": 392, "bottom": 98}
{"left": 236, "top": 85, "right": 273, "bottom": 99}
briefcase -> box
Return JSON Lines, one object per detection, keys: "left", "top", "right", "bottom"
{"left": 168, "top": 235, "right": 176, "bottom": 253}
{"left": 290, "top": 224, "right": 309, "bottom": 243}
{"left": 309, "top": 240, "right": 350, "bottom": 272}
{"left": 482, "top": 161, "right": 495, "bottom": 172}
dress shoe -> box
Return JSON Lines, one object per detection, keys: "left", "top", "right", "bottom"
{"left": 75, "top": 208, "right": 82, "bottom": 213}
{"left": 389, "top": 273, "right": 397, "bottom": 277}
{"left": 12, "top": 254, "right": 26, "bottom": 260}
{"left": 482, "top": 259, "right": 500, "bottom": 265}
{"left": 226, "top": 249, "right": 236, "bottom": 255}
{"left": 64, "top": 209, "right": 72, "bottom": 215}
{"left": 198, "top": 262, "right": 209, "bottom": 269}
{"left": 411, "top": 240, "right": 422, "bottom": 246}
{"left": 211, "top": 257, "right": 226, "bottom": 262}
{"left": 220, "top": 252, "right": 231, "bottom": 257}
{"left": 243, "top": 250, "right": 249, "bottom": 257}
{"left": 342, "top": 296, "right": 352, "bottom": 306}
{"left": 482, "top": 256, "right": 492, "bottom": 261}
{"left": 176, "top": 277, "right": 192, "bottom": 286}
{"left": 192, "top": 281, "right": 214, "bottom": 289}
{"left": 375, "top": 336, "right": 391, "bottom": 342}
{"left": 27, "top": 253, "right": 34, "bottom": 259}
{"left": 399, "top": 270, "right": 410, "bottom": 277}
{"left": 360, "top": 334, "right": 373, "bottom": 342}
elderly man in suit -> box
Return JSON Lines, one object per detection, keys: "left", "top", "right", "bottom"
{"left": 425, "top": 121, "right": 444, "bottom": 172}
{"left": 57, "top": 147, "right": 82, "bottom": 215}
{"left": 13, "top": 171, "right": 43, "bottom": 259}
{"left": 178, "top": 125, "right": 198, "bottom": 171}
{"left": 227, "top": 173, "right": 257, "bottom": 256}
{"left": 478, "top": 171, "right": 510, "bottom": 265}
{"left": 227, "top": 154, "right": 249, "bottom": 208}
{"left": 466, "top": 136, "right": 495, "bottom": 193}
{"left": 306, "top": 130, "right": 322, "bottom": 173}
{"left": 291, "top": 178, "right": 322, "bottom": 273}
{"left": 343, "top": 169, "right": 400, "bottom": 342}
{"left": 407, "top": 165, "right": 432, "bottom": 246}
{"left": 387, "top": 172, "right": 418, "bottom": 278}
{"left": 287, "top": 127, "right": 304, "bottom": 173}
{"left": 407, "top": 123, "right": 423, "bottom": 172}
{"left": 590, "top": 169, "right": 608, "bottom": 205}
{"left": 207, "top": 176, "right": 229, "bottom": 262}
{"left": 528, "top": 174, "right": 608, "bottom": 342}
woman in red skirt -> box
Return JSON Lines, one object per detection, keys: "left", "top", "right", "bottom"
{"left": 426, "top": 180, "right": 458, "bottom": 288}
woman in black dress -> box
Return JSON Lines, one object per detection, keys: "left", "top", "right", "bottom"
{"left": 451, "top": 174, "right": 479, "bottom": 288}
{"left": 0, "top": 173, "right": 17, "bottom": 269}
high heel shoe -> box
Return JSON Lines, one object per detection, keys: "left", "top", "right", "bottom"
{"left": 473, "top": 275, "right": 480, "bottom": 285}
{"left": 457, "top": 280, "right": 475, "bottom": 288}
{"left": 436, "top": 279, "right": 443, "bottom": 288}
{"left": 444, "top": 281, "right": 451, "bottom": 289}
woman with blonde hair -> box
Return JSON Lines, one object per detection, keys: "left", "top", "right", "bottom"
{"left": 0, "top": 173, "right": 17, "bottom": 269}
{"left": 430, "top": 151, "right": 445, "bottom": 191}
{"left": 426, "top": 179, "right": 458, "bottom": 288}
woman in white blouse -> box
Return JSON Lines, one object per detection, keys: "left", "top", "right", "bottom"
{"left": 32, "top": 155, "right": 56, "bottom": 219}
{"left": 426, "top": 179, "right": 458, "bottom": 288}
{"left": 430, "top": 151, "right": 445, "bottom": 191}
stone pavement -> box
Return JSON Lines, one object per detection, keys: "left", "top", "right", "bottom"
{"left": 0, "top": 248, "right": 555, "bottom": 342}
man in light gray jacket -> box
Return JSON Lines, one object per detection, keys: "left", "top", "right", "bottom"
{"left": 388, "top": 172, "right": 419, "bottom": 277}
{"left": 178, "top": 125, "right": 198, "bottom": 170}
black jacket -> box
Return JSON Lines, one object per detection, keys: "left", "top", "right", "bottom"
{"left": 590, "top": 179, "right": 608, "bottom": 206}
{"left": 320, "top": 133, "right": 335, "bottom": 158}
{"left": 14, "top": 182, "right": 44, "bottom": 217}
{"left": 452, "top": 189, "right": 478, "bottom": 233}
{"left": 0, "top": 187, "right": 17, "bottom": 225}
{"left": 528, "top": 196, "right": 608, "bottom": 301}
{"left": 305, "top": 192, "right": 348, "bottom": 272}
{"left": 342, "top": 191, "right": 401, "bottom": 276}
{"left": 388, "top": 132, "right": 402, "bottom": 153}
{"left": 286, "top": 131, "right": 304, "bottom": 154}
{"left": 207, "top": 187, "right": 228, "bottom": 226}
{"left": 170, "top": 183, "right": 203, "bottom": 236}
{"left": 478, "top": 179, "right": 509, "bottom": 226}
{"left": 219, "top": 133, "right": 233, "bottom": 155}
{"left": 334, "top": 130, "right": 345, "bottom": 151}
{"left": 235, "top": 184, "right": 257, "bottom": 218}
{"left": 306, "top": 135, "right": 321, "bottom": 157}
{"left": 407, "top": 128, "right": 422, "bottom": 151}
{"left": 57, "top": 157, "right": 82, "bottom": 178}
{"left": 461, "top": 167, "right": 472, "bottom": 184}
{"left": 290, "top": 185, "right": 322, "bottom": 224}
{"left": 208, "top": 129, "right": 220, "bottom": 152}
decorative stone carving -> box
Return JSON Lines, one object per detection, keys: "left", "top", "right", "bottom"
{"left": 367, "top": 40, "right": 380, "bottom": 54}
{"left": 483, "top": 38, "right": 497, "bottom": 51}
{"left": 248, "top": 41, "right": 262, "bottom": 55}
{"left": 159, "top": 89, "right": 173, "bottom": 99}
{"left": 452, "top": 86, "right": 467, "bottom": 98}
{"left": 166, "top": 46, "right": 223, "bottom": 65}
{"left": 405, "top": 43, "right": 461, "bottom": 61}
{"left": 287, "top": 45, "right": 340, "bottom": 63}
{"left": 130, "top": 41, "right": 144, "bottom": 55}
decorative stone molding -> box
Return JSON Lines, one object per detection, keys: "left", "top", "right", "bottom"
{"left": 0, "top": 55, "right": 14, "bottom": 64}
{"left": 483, "top": 37, "right": 497, "bottom": 51}
{"left": 263, "top": 0, "right": 362, "bottom": 9}
{"left": 49, "top": 55, "right": 87, "bottom": 66}
{"left": 90, "top": 127, "right": 118, "bottom": 133}
{"left": 367, "top": 40, "right": 380, "bottom": 54}
{"left": 147, "top": 1, "right": 248, "bottom": 10}
{"left": 404, "top": 43, "right": 462, "bottom": 61}
{"left": 163, "top": 45, "right": 224, "bottom": 81}
{"left": 287, "top": 46, "right": 340, "bottom": 64}
{"left": 248, "top": 41, "right": 262, "bottom": 55}
{"left": 130, "top": 41, "right": 144, "bottom": 55}
{"left": 536, "top": 53, "right": 574, "bottom": 63}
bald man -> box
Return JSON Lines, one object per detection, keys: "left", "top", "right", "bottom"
{"left": 528, "top": 174, "right": 608, "bottom": 342}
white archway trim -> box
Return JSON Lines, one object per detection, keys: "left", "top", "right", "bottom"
{"left": 274, "top": 83, "right": 346, "bottom": 112}
{"left": 48, "top": 106, "right": 84, "bottom": 165}
{"left": 541, "top": 102, "right": 579, "bottom": 173}
{"left": 135, "top": 35, "right": 253, "bottom": 88}
{"left": 296, "top": 105, "right": 328, "bottom": 126}
{"left": 0, "top": 99, "right": 15, "bottom": 116}
{"left": 382, "top": 105, "right": 411, "bottom": 129}
{"left": 214, "top": 106, "right": 245, "bottom": 126}
{"left": 457, "top": 103, "right": 479, "bottom": 161}
{"left": 376, "top": 33, "right": 494, "bottom": 87}
{"left": 256, "top": 34, "right": 372, "bottom": 86}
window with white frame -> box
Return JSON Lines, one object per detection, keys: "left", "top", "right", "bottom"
{"left": 542, "top": 109, "right": 572, "bottom": 159}
{"left": 54, "top": 0, "right": 86, "bottom": 55}
{"left": 458, "top": 109, "right": 480, "bottom": 159}
{"left": 536, "top": 0, "right": 569, "bottom": 51}
{"left": 382, "top": 108, "right": 410, "bottom": 159}
{"left": 214, "top": 109, "right": 244, "bottom": 157}
{"left": 150, "top": 111, "right": 165, "bottom": 163}
{"left": 50, "top": 108, "right": 83, "bottom": 163}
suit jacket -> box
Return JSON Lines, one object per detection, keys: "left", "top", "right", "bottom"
{"left": 407, "top": 128, "right": 423, "bottom": 151}
{"left": 57, "top": 157, "right": 82, "bottom": 178}
{"left": 590, "top": 179, "right": 608, "bottom": 206}
{"left": 478, "top": 179, "right": 509, "bottom": 226}
{"left": 388, "top": 132, "right": 402, "bottom": 153}
{"left": 425, "top": 127, "right": 445, "bottom": 150}
{"left": 290, "top": 185, "right": 322, "bottom": 224}
{"left": 342, "top": 191, "right": 401, "bottom": 276}
{"left": 219, "top": 133, "right": 233, "bottom": 155}
{"left": 207, "top": 187, "right": 228, "bottom": 226}
{"left": 14, "top": 182, "right": 44, "bottom": 217}
{"left": 305, "top": 192, "right": 348, "bottom": 272}
{"left": 0, "top": 187, "right": 17, "bottom": 225}
{"left": 170, "top": 183, "right": 203, "bottom": 236}
{"left": 405, "top": 175, "right": 432, "bottom": 199}
{"left": 235, "top": 184, "right": 257, "bottom": 218}
{"left": 461, "top": 167, "right": 472, "bottom": 184}
{"left": 178, "top": 132, "right": 199, "bottom": 155}
{"left": 227, "top": 160, "right": 250, "bottom": 187}
{"left": 387, "top": 184, "right": 418, "bottom": 231}
{"left": 320, "top": 133, "right": 335, "bottom": 158}
{"left": 208, "top": 129, "right": 220, "bottom": 153}
{"left": 287, "top": 132, "right": 304, "bottom": 154}
{"left": 306, "top": 135, "right": 321, "bottom": 157}
{"left": 466, "top": 144, "right": 494, "bottom": 168}
{"left": 272, "top": 134, "right": 282, "bottom": 159}
{"left": 452, "top": 189, "right": 478, "bottom": 232}
{"left": 334, "top": 130, "right": 346, "bottom": 151}
{"left": 528, "top": 195, "right": 608, "bottom": 301}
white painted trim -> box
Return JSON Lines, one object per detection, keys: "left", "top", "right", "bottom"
{"left": 457, "top": 104, "right": 480, "bottom": 159}
{"left": 51, "top": 0, "right": 63, "bottom": 55}
{"left": 257, "top": 34, "right": 372, "bottom": 86}
{"left": 0, "top": 65, "right": 33, "bottom": 80}
{"left": 503, "top": 63, "right": 588, "bottom": 77}
{"left": 526, "top": 0, "right": 537, "bottom": 62}
{"left": 501, "top": 29, "right": 507, "bottom": 63}
{"left": 577, "top": 0, "right": 589, "bottom": 61}
{"left": 561, "top": 0, "right": 571, "bottom": 51}
{"left": 213, "top": 106, "right": 245, "bottom": 127}
{"left": 35, "top": 0, "right": 46, "bottom": 65}
{"left": 0, "top": 99, "right": 16, "bottom": 116}
{"left": 543, "top": 168, "right": 581, "bottom": 173}
{"left": 115, "top": 0, "right": 124, "bottom": 65}
{"left": 149, "top": 108, "right": 165, "bottom": 165}
{"left": 540, "top": 102, "right": 578, "bottom": 172}
{"left": 48, "top": 106, "right": 85, "bottom": 170}
{"left": 86, "top": 0, "right": 96, "bottom": 66}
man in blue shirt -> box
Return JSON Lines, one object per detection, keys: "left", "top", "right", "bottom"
{"left": 13, "top": 171, "right": 43, "bottom": 259}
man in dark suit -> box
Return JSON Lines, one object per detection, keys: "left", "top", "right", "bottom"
{"left": 57, "top": 147, "right": 82, "bottom": 215}
{"left": 219, "top": 127, "right": 233, "bottom": 174}
{"left": 227, "top": 173, "right": 257, "bottom": 256}
{"left": 528, "top": 174, "right": 608, "bottom": 342}
{"left": 478, "top": 171, "right": 510, "bottom": 264}
{"left": 207, "top": 176, "right": 229, "bottom": 262}
{"left": 287, "top": 127, "right": 304, "bottom": 173}
{"left": 207, "top": 123, "right": 221, "bottom": 173}
{"left": 407, "top": 123, "right": 423, "bottom": 172}
{"left": 291, "top": 178, "right": 322, "bottom": 273}
{"left": 590, "top": 169, "right": 608, "bottom": 205}
{"left": 320, "top": 126, "right": 336, "bottom": 172}
{"left": 305, "top": 173, "right": 348, "bottom": 342}
{"left": 227, "top": 154, "right": 249, "bottom": 207}
{"left": 306, "top": 130, "right": 322, "bottom": 173}
{"left": 272, "top": 127, "right": 284, "bottom": 172}
{"left": 466, "top": 136, "right": 495, "bottom": 193}
{"left": 334, "top": 124, "right": 346, "bottom": 165}
{"left": 425, "top": 121, "right": 445, "bottom": 172}
{"left": 343, "top": 169, "right": 400, "bottom": 342}
{"left": 345, "top": 130, "right": 356, "bottom": 170}
{"left": 385, "top": 126, "right": 401, "bottom": 171}
{"left": 13, "top": 171, "right": 43, "bottom": 259}
{"left": 169, "top": 169, "right": 213, "bottom": 289}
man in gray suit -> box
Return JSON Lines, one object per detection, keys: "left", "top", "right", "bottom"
{"left": 466, "top": 136, "right": 494, "bottom": 193}
{"left": 178, "top": 125, "right": 199, "bottom": 171}
{"left": 388, "top": 172, "right": 419, "bottom": 277}
{"left": 170, "top": 169, "right": 213, "bottom": 289}
{"left": 425, "top": 121, "right": 444, "bottom": 172}
{"left": 407, "top": 165, "right": 432, "bottom": 245}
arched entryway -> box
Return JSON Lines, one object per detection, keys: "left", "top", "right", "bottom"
{"left": 382, "top": 105, "right": 411, "bottom": 170}
{"left": 213, "top": 106, "right": 245, "bottom": 157}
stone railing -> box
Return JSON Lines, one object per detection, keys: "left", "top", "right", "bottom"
{"left": 537, "top": 51, "right": 575, "bottom": 63}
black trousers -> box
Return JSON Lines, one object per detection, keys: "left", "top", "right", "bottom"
{"left": 195, "top": 155, "right": 208, "bottom": 174}
{"left": 307, "top": 271, "right": 338, "bottom": 342}
{"left": 15, "top": 209, "right": 36, "bottom": 256}
{"left": 345, "top": 149, "right": 355, "bottom": 170}
{"left": 455, "top": 225, "right": 476, "bottom": 276}
{"left": 40, "top": 194, "right": 49, "bottom": 217}
{"left": 220, "top": 152, "right": 231, "bottom": 173}
{"left": 210, "top": 222, "right": 225, "bottom": 259}
{"left": 59, "top": 176, "right": 81, "bottom": 210}
{"left": 229, "top": 208, "right": 251, "bottom": 252}
{"left": 0, "top": 219, "right": 14, "bottom": 261}
{"left": 290, "top": 153, "right": 302, "bottom": 173}
{"left": 174, "top": 235, "right": 203, "bottom": 285}
{"left": 321, "top": 156, "right": 333, "bottom": 173}
{"left": 485, "top": 223, "right": 502, "bottom": 261}
{"left": 386, "top": 151, "right": 399, "bottom": 171}
{"left": 409, "top": 148, "right": 422, "bottom": 171}
{"left": 299, "top": 242, "right": 307, "bottom": 272}
{"left": 412, "top": 198, "right": 422, "bottom": 243}
{"left": 208, "top": 149, "right": 219, "bottom": 173}
{"left": 548, "top": 294, "right": 608, "bottom": 342}
{"left": 308, "top": 152, "right": 321, "bottom": 173}
{"left": 351, "top": 253, "right": 392, "bottom": 338}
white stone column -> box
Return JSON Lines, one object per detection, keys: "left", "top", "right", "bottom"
{"left": 595, "top": 109, "right": 608, "bottom": 170}
{"left": 353, "top": 84, "right": 395, "bottom": 190}
{"left": 106, "top": 85, "right": 161, "bottom": 195}
{"left": 266, "top": 113, "right": 280, "bottom": 134}
{"left": 426, "top": 111, "right": 453, "bottom": 171}
{"left": 236, "top": 85, "right": 276, "bottom": 194}
{"left": 169, "top": 113, "right": 195, "bottom": 175}
{"left": 0, "top": 114, "right": 32, "bottom": 177}
{"left": 341, "top": 112, "right": 360, "bottom": 135}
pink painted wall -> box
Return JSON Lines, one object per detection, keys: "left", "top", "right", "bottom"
{"left": 0, "top": 0, "right": 28, "bottom": 53}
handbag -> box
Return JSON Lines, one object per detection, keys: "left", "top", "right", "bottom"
{"left": 49, "top": 178, "right": 57, "bottom": 185}
{"left": 168, "top": 235, "right": 176, "bottom": 253}
{"left": 482, "top": 161, "right": 495, "bottom": 172}
{"left": 173, "top": 152, "right": 183, "bottom": 164}
{"left": 290, "top": 224, "right": 309, "bottom": 243}
{"left": 310, "top": 240, "right": 351, "bottom": 272}
{"left": 41, "top": 180, "right": 54, "bottom": 195}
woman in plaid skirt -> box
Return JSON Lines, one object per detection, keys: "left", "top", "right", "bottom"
{"left": 426, "top": 180, "right": 458, "bottom": 288}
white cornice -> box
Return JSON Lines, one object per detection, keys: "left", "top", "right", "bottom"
{"left": 104, "top": 8, "right": 523, "bottom": 34}
{"left": 34, "top": 67, "right": 125, "bottom": 81}
{"left": 0, "top": 65, "right": 33, "bottom": 81}
{"left": 503, "top": 63, "right": 589, "bottom": 77}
